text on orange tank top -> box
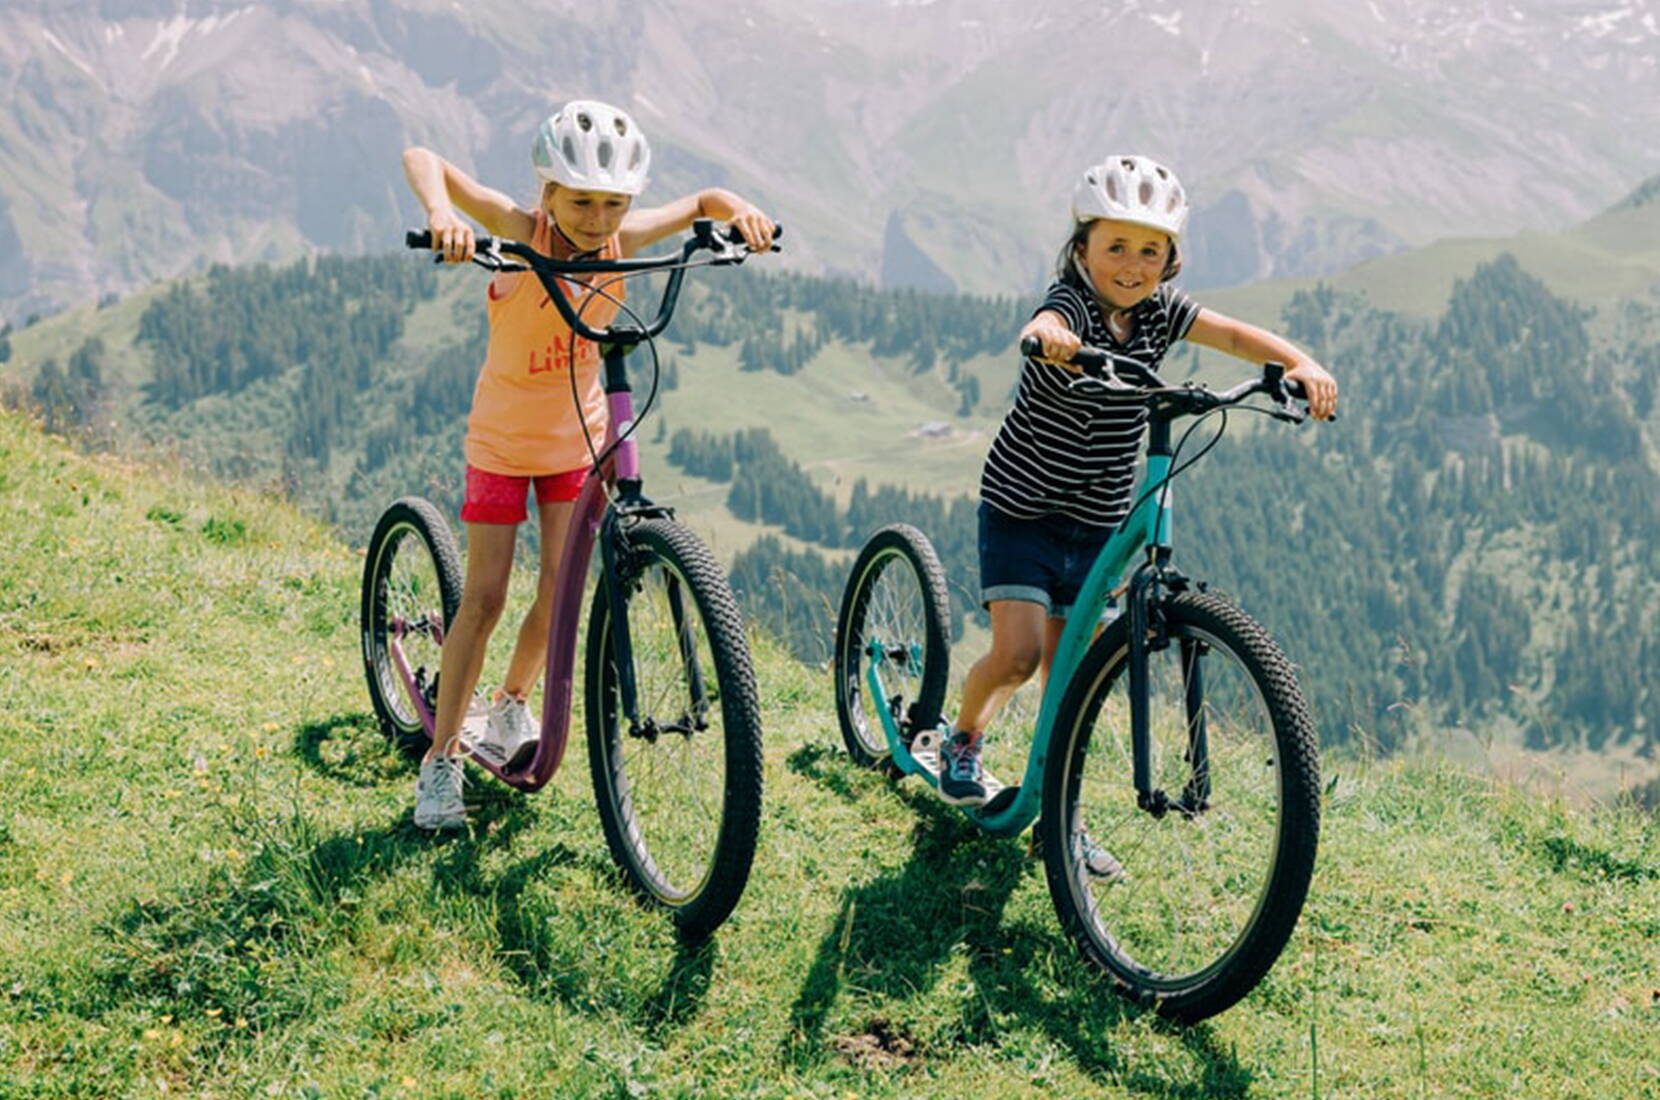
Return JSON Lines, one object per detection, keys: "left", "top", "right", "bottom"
{"left": 463, "top": 209, "right": 629, "bottom": 477}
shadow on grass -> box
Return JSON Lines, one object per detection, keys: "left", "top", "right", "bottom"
{"left": 87, "top": 783, "right": 721, "bottom": 1045}
{"left": 786, "top": 742, "right": 890, "bottom": 803}
{"left": 785, "top": 752, "right": 1253, "bottom": 1098}
{"left": 292, "top": 710, "right": 415, "bottom": 788}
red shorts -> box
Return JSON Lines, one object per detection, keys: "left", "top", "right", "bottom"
{"left": 460, "top": 464, "right": 588, "bottom": 525}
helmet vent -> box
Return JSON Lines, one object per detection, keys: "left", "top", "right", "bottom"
{"left": 1139, "top": 179, "right": 1154, "bottom": 204}
{"left": 1155, "top": 165, "right": 1168, "bottom": 179}
{"left": 1105, "top": 175, "right": 1121, "bottom": 201}
{"left": 614, "top": 117, "right": 628, "bottom": 136}
{"left": 629, "top": 144, "right": 643, "bottom": 169}
{"left": 561, "top": 136, "right": 577, "bottom": 166}
{"left": 597, "top": 139, "right": 613, "bottom": 168}
{"left": 577, "top": 112, "right": 593, "bottom": 132}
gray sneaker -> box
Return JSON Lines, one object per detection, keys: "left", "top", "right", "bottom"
{"left": 413, "top": 756, "right": 467, "bottom": 830}
{"left": 473, "top": 694, "right": 539, "bottom": 772}
{"left": 937, "top": 731, "right": 988, "bottom": 807}
{"left": 1074, "top": 825, "right": 1125, "bottom": 881}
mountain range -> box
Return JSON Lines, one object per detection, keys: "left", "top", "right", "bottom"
{"left": 5, "top": 0, "right": 1660, "bottom": 316}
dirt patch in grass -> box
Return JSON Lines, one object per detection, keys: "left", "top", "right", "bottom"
{"left": 833, "top": 1017, "right": 920, "bottom": 1071}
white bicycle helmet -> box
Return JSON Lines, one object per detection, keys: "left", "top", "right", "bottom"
{"left": 1072, "top": 155, "right": 1189, "bottom": 240}
{"left": 531, "top": 100, "right": 651, "bottom": 196}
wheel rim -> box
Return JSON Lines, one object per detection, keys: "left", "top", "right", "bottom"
{"left": 843, "top": 547, "right": 935, "bottom": 758}
{"left": 601, "top": 558, "right": 729, "bottom": 905}
{"left": 1061, "top": 623, "right": 1283, "bottom": 989}
{"left": 370, "top": 521, "right": 446, "bottom": 734}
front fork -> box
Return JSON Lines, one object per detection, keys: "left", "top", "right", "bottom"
{"left": 1126, "top": 562, "right": 1210, "bottom": 818}
{"left": 599, "top": 508, "right": 710, "bottom": 740}
{"left": 599, "top": 510, "right": 641, "bottom": 726}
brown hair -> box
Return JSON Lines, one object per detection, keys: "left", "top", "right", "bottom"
{"left": 1053, "top": 220, "right": 1182, "bottom": 298}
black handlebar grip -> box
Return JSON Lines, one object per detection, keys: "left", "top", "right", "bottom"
{"left": 1021, "top": 335, "right": 1110, "bottom": 373}
{"left": 406, "top": 229, "right": 500, "bottom": 254}
{"left": 725, "top": 223, "right": 785, "bottom": 248}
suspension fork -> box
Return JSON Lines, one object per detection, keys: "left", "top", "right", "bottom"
{"left": 1128, "top": 563, "right": 1159, "bottom": 812}
{"left": 665, "top": 572, "right": 710, "bottom": 729}
{"left": 1127, "top": 559, "right": 1205, "bottom": 817}
{"left": 599, "top": 510, "right": 641, "bottom": 726}
{"left": 1180, "top": 636, "right": 1211, "bottom": 809}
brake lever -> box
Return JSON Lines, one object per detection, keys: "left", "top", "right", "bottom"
{"left": 1261, "top": 361, "right": 1318, "bottom": 424}
{"left": 1021, "top": 335, "right": 1144, "bottom": 395}
{"left": 1066, "top": 375, "right": 1118, "bottom": 397}
{"left": 693, "top": 219, "right": 784, "bottom": 265}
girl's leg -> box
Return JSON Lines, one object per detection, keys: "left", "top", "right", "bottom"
{"left": 954, "top": 599, "right": 1048, "bottom": 737}
{"left": 498, "top": 498, "right": 576, "bottom": 700}
{"left": 426, "top": 522, "right": 518, "bottom": 762}
{"left": 1037, "top": 615, "right": 1068, "bottom": 691}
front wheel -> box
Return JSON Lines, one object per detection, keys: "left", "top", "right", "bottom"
{"left": 360, "top": 497, "right": 462, "bottom": 755}
{"left": 1039, "top": 591, "right": 1320, "bottom": 1024}
{"left": 585, "top": 518, "right": 764, "bottom": 939}
{"left": 832, "top": 524, "right": 951, "bottom": 768}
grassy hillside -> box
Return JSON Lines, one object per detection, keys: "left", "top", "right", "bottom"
{"left": 3, "top": 409, "right": 1658, "bottom": 1098}
{"left": 1204, "top": 175, "right": 1660, "bottom": 325}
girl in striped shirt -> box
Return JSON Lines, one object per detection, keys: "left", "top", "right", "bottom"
{"left": 939, "top": 155, "right": 1338, "bottom": 815}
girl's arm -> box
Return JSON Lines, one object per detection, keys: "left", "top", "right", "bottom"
{"left": 1186, "top": 308, "right": 1339, "bottom": 420}
{"left": 619, "top": 188, "right": 775, "bottom": 256}
{"left": 401, "top": 147, "right": 536, "bottom": 263}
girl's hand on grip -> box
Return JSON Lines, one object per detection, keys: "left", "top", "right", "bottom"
{"left": 1286, "top": 361, "right": 1338, "bottom": 421}
{"left": 429, "top": 206, "right": 475, "bottom": 264}
{"left": 728, "top": 207, "right": 776, "bottom": 253}
{"left": 1022, "top": 316, "right": 1082, "bottom": 370}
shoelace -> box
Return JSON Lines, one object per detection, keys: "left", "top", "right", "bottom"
{"left": 430, "top": 755, "right": 466, "bottom": 805}
{"left": 945, "top": 738, "right": 981, "bottom": 781}
{"left": 499, "top": 699, "right": 534, "bottom": 741}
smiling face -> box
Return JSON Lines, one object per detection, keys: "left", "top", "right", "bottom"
{"left": 542, "top": 182, "right": 632, "bottom": 250}
{"left": 1077, "top": 218, "right": 1173, "bottom": 310}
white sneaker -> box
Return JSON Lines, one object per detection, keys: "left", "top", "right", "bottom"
{"left": 473, "top": 694, "right": 540, "bottom": 772}
{"left": 454, "top": 693, "right": 490, "bottom": 754}
{"left": 413, "top": 756, "right": 467, "bottom": 830}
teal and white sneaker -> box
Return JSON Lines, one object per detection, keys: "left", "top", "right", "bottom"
{"left": 473, "top": 694, "right": 539, "bottom": 772}
{"left": 938, "top": 730, "right": 988, "bottom": 807}
{"left": 413, "top": 755, "right": 467, "bottom": 831}
{"left": 1074, "top": 825, "right": 1125, "bottom": 881}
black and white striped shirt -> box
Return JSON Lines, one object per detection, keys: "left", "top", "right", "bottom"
{"left": 980, "top": 278, "right": 1200, "bottom": 528}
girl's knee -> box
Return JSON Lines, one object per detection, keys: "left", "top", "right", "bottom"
{"left": 462, "top": 585, "right": 509, "bottom": 624}
{"left": 988, "top": 642, "right": 1042, "bottom": 684}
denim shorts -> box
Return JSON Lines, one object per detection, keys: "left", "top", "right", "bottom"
{"left": 978, "top": 501, "right": 1114, "bottom": 619}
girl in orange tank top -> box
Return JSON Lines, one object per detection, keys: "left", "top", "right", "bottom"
{"left": 400, "top": 100, "right": 778, "bottom": 830}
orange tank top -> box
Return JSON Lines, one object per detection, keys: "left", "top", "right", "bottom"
{"left": 463, "top": 209, "right": 626, "bottom": 476}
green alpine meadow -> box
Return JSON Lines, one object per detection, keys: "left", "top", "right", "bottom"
{"left": 1, "top": 401, "right": 1656, "bottom": 1098}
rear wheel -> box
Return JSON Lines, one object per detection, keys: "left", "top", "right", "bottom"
{"left": 1039, "top": 591, "right": 1320, "bottom": 1023}
{"left": 585, "top": 518, "right": 763, "bottom": 939}
{"left": 832, "top": 524, "right": 951, "bottom": 769}
{"left": 360, "top": 497, "right": 462, "bottom": 755}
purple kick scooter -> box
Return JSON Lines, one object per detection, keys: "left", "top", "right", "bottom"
{"left": 361, "top": 220, "right": 776, "bottom": 938}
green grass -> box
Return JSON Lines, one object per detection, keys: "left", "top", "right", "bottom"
{"left": 1, "top": 409, "right": 1657, "bottom": 1098}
